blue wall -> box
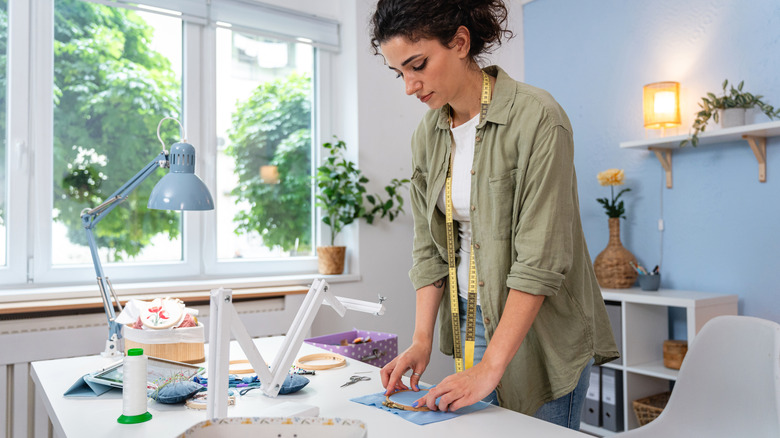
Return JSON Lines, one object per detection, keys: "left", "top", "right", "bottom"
{"left": 524, "top": 0, "right": 780, "bottom": 325}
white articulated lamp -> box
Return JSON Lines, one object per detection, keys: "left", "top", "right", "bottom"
{"left": 206, "top": 279, "right": 385, "bottom": 418}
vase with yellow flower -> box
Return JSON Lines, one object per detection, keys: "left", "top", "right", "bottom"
{"left": 593, "top": 169, "right": 638, "bottom": 288}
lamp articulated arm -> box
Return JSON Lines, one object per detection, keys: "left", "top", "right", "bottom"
{"left": 81, "top": 151, "right": 169, "bottom": 357}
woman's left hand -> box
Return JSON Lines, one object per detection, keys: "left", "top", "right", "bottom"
{"left": 413, "top": 361, "right": 502, "bottom": 412}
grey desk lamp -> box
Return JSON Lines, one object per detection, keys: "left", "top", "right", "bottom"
{"left": 80, "top": 117, "right": 214, "bottom": 357}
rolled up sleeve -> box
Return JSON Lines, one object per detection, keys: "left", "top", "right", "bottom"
{"left": 408, "top": 163, "right": 448, "bottom": 289}
{"left": 506, "top": 124, "right": 575, "bottom": 296}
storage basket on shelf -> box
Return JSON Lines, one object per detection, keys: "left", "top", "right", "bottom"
{"left": 662, "top": 340, "right": 688, "bottom": 369}
{"left": 632, "top": 391, "right": 671, "bottom": 426}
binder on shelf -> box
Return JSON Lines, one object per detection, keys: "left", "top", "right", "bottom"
{"left": 581, "top": 364, "right": 601, "bottom": 426}
{"left": 605, "top": 301, "right": 622, "bottom": 365}
{"left": 601, "top": 367, "right": 624, "bottom": 432}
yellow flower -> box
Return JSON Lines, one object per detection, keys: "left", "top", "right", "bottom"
{"left": 597, "top": 169, "right": 625, "bottom": 186}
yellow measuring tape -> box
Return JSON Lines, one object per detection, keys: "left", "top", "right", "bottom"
{"left": 446, "top": 71, "right": 491, "bottom": 373}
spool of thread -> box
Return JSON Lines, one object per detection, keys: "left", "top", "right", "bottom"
{"left": 117, "top": 348, "right": 153, "bottom": 424}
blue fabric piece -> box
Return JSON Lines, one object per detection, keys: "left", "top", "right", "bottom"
{"left": 148, "top": 380, "right": 203, "bottom": 404}
{"left": 192, "top": 373, "right": 309, "bottom": 395}
{"left": 278, "top": 373, "right": 309, "bottom": 394}
{"left": 350, "top": 387, "right": 490, "bottom": 425}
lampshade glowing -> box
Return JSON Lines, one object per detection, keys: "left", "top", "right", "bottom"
{"left": 148, "top": 142, "right": 214, "bottom": 211}
{"left": 643, "top": 81, "right": 681, "bottom": 129}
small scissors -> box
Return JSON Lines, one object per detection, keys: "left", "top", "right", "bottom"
{"left": 340, "top": 375, "right": 371, "bottom": 387}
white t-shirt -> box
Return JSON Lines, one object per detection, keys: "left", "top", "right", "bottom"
{"left": 436, "top": 113, "right": 480, "bottom": 302}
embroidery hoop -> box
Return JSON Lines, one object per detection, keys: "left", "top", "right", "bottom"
{"left": 185, "top": 391, "right": 235, "bottom": 410}
{"left": 293, "top": 353, "right": 347, "bottom": 370}
{"left": 228, "top": 359, "right": 264, "bottom": 375}
{"left": 140, "top": 298, "right": 185, "bottom": 330}
{"left": 383, "top": 388, "right": 431, "bottom": 412}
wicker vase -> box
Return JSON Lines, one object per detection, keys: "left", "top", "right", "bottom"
{"left": 593, "top": 218, "right": 638, "bottom": 288}
{"left": 317, "top": 246, "right": 346, "bottom": 275}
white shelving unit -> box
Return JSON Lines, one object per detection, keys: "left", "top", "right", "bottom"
{"left": 580, "top": 288, "right": 738, "bottom": 436}
{"left": 619, "top": 120, "right": 780, "bottom": 188}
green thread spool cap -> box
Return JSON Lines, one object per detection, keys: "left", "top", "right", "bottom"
{"left": 127, "top": 348, "right": 143, "bottom": 356}
{"left": 118, "top": 412, "right": 153, "bottom": 424}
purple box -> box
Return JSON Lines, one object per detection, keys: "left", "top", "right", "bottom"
{"left": 304, "top": 329, "right": 398, "bottom": 368}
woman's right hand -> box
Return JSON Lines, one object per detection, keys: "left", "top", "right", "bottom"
{"left": 380, "top": 341, "right": 432, "bottom": 395}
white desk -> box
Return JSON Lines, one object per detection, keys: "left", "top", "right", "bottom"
{"left": 31, "top": 337, "right": 584, "bottom": 437}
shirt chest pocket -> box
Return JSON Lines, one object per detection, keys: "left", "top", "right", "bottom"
{"left": 488, "top": 169, "right": 517, "bottom": 240}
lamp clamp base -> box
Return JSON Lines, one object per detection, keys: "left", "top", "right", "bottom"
{"left": 101, "top": 334, "right": 123, "bottom": 358}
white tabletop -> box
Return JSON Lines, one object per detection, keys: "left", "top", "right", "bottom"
{"left": 31, "top": 336, "right": 584, "bottom": 437}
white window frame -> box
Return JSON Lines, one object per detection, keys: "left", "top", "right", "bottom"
{"left": 0, "top": 0, "right": 33, "bottom": 286}
{"left": 0, "top": 0, "right": 341, "bottom": 293}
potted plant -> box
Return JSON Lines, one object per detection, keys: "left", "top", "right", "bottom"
{"left": 681, "top": 79, "right": 780, "bottom": 147}
{"left": 314, "top": 137, "right": 409, "bottom": 274}
{"left": 592, "top": 169, "right": 638, "bottom": 288}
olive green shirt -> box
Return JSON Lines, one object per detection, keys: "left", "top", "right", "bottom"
{"left": 408, "top": 66, "right": 619, "bottom": 415}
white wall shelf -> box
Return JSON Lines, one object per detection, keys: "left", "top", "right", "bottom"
{"left": 582, "top": 287, "right": 738, "bottom": 435}
{"left": 619, "top": 120, "right": 780, "bottom": 188}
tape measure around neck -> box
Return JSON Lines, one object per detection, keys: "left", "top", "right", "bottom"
{"left": 446, "top": 70, "right": 491, "bottom": 373}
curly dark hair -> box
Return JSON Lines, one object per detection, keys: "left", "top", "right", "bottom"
{"left": 370, "top": 0, "right": 513, "bottom": 62}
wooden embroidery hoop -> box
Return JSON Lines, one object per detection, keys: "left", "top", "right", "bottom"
{"left": 185, "top": 392, "right": 235, "bottom": 410}
{"left": 293, "top": 353, "right": 347, "bottom": 370}
{"left": 228, "top": 359, "right": 261, "bottom": 375}
{"left": 383, "top": 389, "right": 431, "bottom": 412}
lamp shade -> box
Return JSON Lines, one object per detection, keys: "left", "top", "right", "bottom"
{"left": 148, "top": 142, "right": 214, "bottom": 211}
{"left": 643, "top": 81, "right": 681, "bottom": 129}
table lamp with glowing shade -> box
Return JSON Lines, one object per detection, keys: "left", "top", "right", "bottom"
{"left": 643, "top": 81, "right": 681, "bottom": 132}
{"left": 80, "top": 117, "right": 214, "bottom": 357}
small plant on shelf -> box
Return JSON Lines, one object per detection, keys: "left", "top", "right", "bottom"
{"left": 681, "top": 79, "right": 780, "bottom": 147}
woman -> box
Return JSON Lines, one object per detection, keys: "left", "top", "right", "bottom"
{"left": 370, "top": 0, "right": 619, "bottom": 430}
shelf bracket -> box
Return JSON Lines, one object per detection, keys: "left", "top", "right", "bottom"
{"left": 649, "top": 147, "right": 673, "bottom": 188}
{"left": 742, "top": 135, "right": 767, "bottom": 182}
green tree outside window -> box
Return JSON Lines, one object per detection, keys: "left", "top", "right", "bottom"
{"left": 225, "top": 73, "right": 313, "bottom": 254}
{"left": 52, "top": 0, "right": 181, "bottom": 262}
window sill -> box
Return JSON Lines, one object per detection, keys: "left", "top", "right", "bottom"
{"left": 0, "top": 273, "right": 361, "bottom": 316}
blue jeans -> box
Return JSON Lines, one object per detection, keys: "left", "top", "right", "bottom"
{"left": 458, "top": 296, "right": 592, "bottom": 430}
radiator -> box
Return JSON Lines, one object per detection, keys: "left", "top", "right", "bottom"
{"left": 0, "top": 294, "right": 302, "bottom": 438}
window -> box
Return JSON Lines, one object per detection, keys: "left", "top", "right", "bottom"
{"left": 0, "top": 1, "right": 7, "bottom": 268}
{"left": 52, "top": 1, "right": 184, "bottom": 267}
{"left": 3, "top": 0, "right": 339, "bottom": 291}
{"left": 215, "top": 29, "right": 315, "bottom": 261}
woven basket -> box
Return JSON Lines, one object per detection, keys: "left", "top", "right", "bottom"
{"left": 317, "top": 246, "right": 346, "bottom": 275}
{"left": 632, "top": 391, "right": 671, "bottom": 426}
{"left": 593, "top": 218, "right": 638, "bottom": 288}
{"left": 124, "top": 324, "right": 205, "bottom": 364}
{"left": 663, "top": 340, "right": 688, "bottom": 370}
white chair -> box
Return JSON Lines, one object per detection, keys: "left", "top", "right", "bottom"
{"left": 616, "top": 315, "right": 780, "bottom": 437}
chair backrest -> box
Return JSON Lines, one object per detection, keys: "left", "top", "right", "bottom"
{"left": 639, "top": 315, "right": 780, "bottom": 437}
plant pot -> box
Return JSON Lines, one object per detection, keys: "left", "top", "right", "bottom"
{"left": 317, "top": 246, "right": 346, "bottom": 275}
{"left": 593, "top": 218, "right": 638, "bottom": 288}
{"left": 720, "top": 108, "right": 746, "bottom": 128}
